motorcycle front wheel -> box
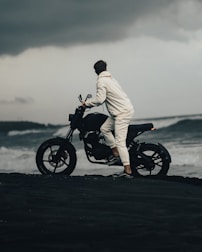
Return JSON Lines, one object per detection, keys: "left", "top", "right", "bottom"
{"left": 130, "top": 143, "right": 170, "bottom": 177}
{"left": 36, "top": 138, "right": 77, "bottom": 175}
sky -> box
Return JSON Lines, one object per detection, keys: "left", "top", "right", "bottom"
{"left": 0, "top": 0, "right": 202, "bottom": 124}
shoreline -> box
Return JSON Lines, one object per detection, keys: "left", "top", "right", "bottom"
{"left": 1, "top": 173, "right": 202, "bottom": 251}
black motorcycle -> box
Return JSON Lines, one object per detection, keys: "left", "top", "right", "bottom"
{"left": 36, "top": 95, "right": 171, "bottom": 177}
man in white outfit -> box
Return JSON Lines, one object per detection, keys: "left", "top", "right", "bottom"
{"left": 84, "top": 60, "right": 134, "bottom": 176}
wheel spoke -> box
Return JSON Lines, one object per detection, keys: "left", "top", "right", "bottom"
{"left": 60, "top": 157, "right": 69, "bottom": 167}
{"left": 53, "top": 166, "right": 57, "bottom": 173}
{"left": 43, "top": 159, "right": 51, "bottom": 163}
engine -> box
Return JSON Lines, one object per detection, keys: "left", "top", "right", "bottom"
{"left": 84, "top": 131, "right": 111, "bottom": 160}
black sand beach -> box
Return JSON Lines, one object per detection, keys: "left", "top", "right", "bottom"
{"left": 1, "top": 174, "right": 202, "bottom": 252}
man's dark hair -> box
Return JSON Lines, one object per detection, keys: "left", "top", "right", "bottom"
{"left": 94, "top": 60, "right": 107, "bottom": 75}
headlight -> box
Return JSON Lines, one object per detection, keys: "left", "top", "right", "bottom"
{"left": 68, "top": 114, "right": 74, "bottom": 122}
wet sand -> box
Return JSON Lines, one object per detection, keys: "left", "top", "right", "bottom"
{"left": 1, "top": 173, "right": 202, "bottom": 252}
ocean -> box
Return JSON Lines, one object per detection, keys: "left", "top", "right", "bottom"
{"left": 0, "top": 114, "right": 201, "bottom": 178}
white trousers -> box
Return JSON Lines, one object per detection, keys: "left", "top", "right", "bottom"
{"left": 100, "top": 111, "right": 134, "bottom": 166}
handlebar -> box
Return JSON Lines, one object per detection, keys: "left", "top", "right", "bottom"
{"left": 68, "top": 95, "right": 92, "bottom": 126}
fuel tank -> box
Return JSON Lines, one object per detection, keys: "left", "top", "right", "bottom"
{"left": 82, "top": 113, "right": 108, "bottom": 131}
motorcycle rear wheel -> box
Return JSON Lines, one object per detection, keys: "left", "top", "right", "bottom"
{"left": 130, "top": 143, "right": 170, "bottom": 177}
{"left": 36, "top": 138, "right": 77, "bottom": 175}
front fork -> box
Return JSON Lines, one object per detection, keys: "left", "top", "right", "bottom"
{"left": 55, "top": 128, "right": 74, "bottom": 162}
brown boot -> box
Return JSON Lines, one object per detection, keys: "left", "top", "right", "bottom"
{"left": 124, "top": 165, "right": 132, "bottom": 175}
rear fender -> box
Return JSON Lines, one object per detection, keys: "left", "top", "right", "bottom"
{"left": 158, "top": 143, "right": 171, "bottom": 163}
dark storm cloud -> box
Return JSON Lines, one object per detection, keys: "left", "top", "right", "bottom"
{"left": 0, "top": 0, "right": 201, "bottom": 56}
{"left": 0, "top": 97, "right": 34, "bottom": 105}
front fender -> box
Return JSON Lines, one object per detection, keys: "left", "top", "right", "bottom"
{"left": 158, "top": 143, "right": 171, "bottom": 163}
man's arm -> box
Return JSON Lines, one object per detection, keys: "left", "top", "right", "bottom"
{"left": 84, "top": 81, "right": 106, "bottom": 107}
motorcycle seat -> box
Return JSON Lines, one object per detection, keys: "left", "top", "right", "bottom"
{"left": 128, "top": 123, "right": 154, "bottom": 133}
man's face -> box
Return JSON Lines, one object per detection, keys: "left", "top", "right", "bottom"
{"left": 95, "top": 68, "right": 100, "bottom": 75}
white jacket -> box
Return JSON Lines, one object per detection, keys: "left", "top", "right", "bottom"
{"left": 85, "top": 71, "right": 134, "bottom": 117}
